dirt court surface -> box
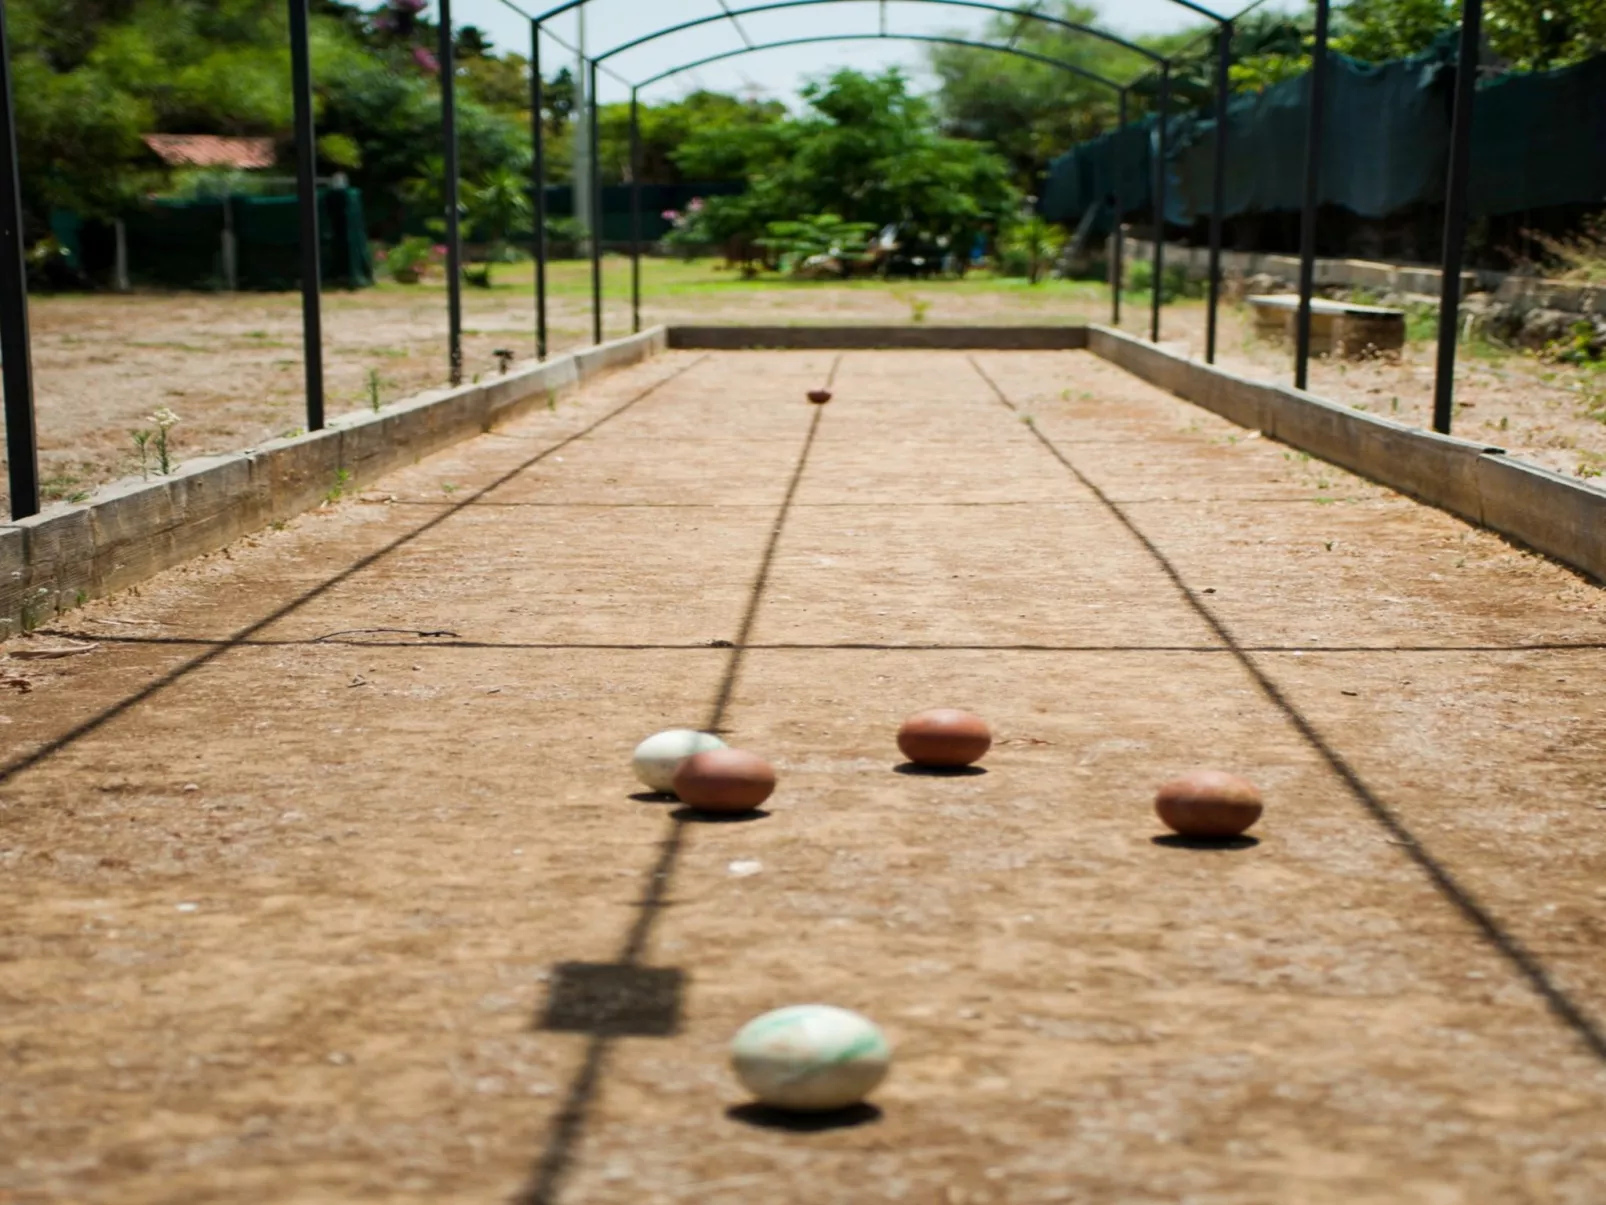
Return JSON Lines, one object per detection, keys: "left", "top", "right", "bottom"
{"left": 4, "top": 349, "right": 1606, "bottom": 1204}
{"left": 15, "top": 262, "right": 1606, "bottom": 510}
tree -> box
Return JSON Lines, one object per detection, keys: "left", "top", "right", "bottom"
{"left": 671, "top": 69, "right": 1018, "bottom": 268}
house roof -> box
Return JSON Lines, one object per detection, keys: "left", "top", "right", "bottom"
{"left": 142, "top": 135, "right": 276, "bottom": 170}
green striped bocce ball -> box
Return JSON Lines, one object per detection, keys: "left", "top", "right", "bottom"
{"left": 730, "top": 1004, "right": 891, "bottom": 1111}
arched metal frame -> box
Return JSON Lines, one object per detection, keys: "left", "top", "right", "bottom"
{"left": 0, "top": 0, "right": 1491, "bottom": 517}
{"left": 519, "top": 0, "right": 1216, "bottom": 355}
{"left": 595, "top": 33, "right": 1133, "bottom": 339}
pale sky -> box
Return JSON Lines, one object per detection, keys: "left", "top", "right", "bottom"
{"left": 443, "top": 0, "right": 1295, "bottom": 106}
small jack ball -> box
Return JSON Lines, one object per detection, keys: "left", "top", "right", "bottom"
{"left": 897, "top": 709, "right": 992, "bottom": 767}
{"left": 1154, "top": 770, "right": 1263, "bottom": 837}
{"left": 673, "top": 748, "right": 776, "bottom": 812}
{"left": 807, "top": 389, "right": 833, "bottom": 404}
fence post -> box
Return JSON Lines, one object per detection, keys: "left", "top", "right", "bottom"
{"left": 1149, "top": 62, "right": 1169, "bottom": 344}
{"left": 288, "top": 0, "right": 324, "bottom": 432}
{"left": 531, "top": 21, "right": 547, "bottom": 360}
{"left": 1112, "top": 88, "right": 1125, "bottom": 327}
{"left": 1206, "top": 22, "right": 1232, "bottom": 364}
{"left": 630, "top": 88, "right": 641, "bottom": 335}
{"left": 440, "top": 0, "right": 463, "bottom": 385}
{"left": 0, "top": 0, "right": 37, "bottom": 519}
{"left": 1432, "top": 0, "right": 1483, "bottom": 435}
{"left": 1294, "top": 0, "right": 1332, "bottom": 391}
{"left": 589, "top": 60, "right": 602, "bottom": 346}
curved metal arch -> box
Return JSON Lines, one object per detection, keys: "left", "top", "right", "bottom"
{"left": 629, "top": 31, "right": 1128, "bottom": 92}
{"left": 579, "top": 32, "right": 1158, "bottom": 345}
{"left": 535, "top": 0, "right": 1230, "bottom": 31}
{"left": 594, "top": 0, "right": 1165, "bottom": 68}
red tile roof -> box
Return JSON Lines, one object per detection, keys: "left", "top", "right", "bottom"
{"left": 142, "top": 135, "right": 276, "bottom": 170}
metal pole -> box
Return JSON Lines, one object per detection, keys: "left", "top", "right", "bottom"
{"left": 589, "top": 59, "right": 602, "bottom": 346}
{"left": 0, "top": 0, "right": 39, "bottom": 519}
{"left": 440, "top": 0, "right": 463, "bottom": 385}
{"left": 1206, "top": 22, "right": 1232, "bottom": 364}
{"left": 288, "top": 0, "right": 324, "bottom": 434}
{"left": 531, "top": 21, "right": 548, "bottom": 360}
{"left": 1432, "top": 0, "right": 1483, "bottom": 435}
{"left": 1112, "top": 88, "right": 1126, "bottom": 327}
{"left": 1150, "top": 62, "right": 1169, "bottom": 344}
{"left": 630, "top": 87, "right": 641, "bottom": 334}
{"left": 1294, "top": 0, "right": 1331, "bottom": 391}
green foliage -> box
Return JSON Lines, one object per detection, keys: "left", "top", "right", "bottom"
{"left": 997, "top": 215, "right": 1067, "bottom": 284}
{"left": 380, "top": 235, "right": 441, "bottom": 282}
{"left": 1125, "top": 260, "right": 1202, "bottom": 303}
{"left": 756, "top": 215, "right": 878, "bottom": 276}
{"left": 671, "top": 70, "right": 1018, "bottom": 265}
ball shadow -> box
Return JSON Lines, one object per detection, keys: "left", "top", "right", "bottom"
{"left": 629, "top": 791, "right": 677, "bottom": 803}
{"left": 725, "top": 1102, "right": 882, "bottom": 1132}
{"left": 670, "top": 806, "right": 772, "bottom": 824}
{"left": 892, "top": 762, "right": 988, "bottom": 778}
{"left": 1150, "top": 833, "right": 1261, "bottom": 851}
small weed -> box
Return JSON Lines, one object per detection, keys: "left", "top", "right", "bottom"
{"left": 270, "top": 519, "right": 289, "bottom": 531}
{"left": 1578, "top": 462, "right": 1603, "bottom": 479}
{"left": 909, "top": 296, "right": 931, "bottom": 324}
{"left": 1455, "top": 557, "right": 1466, "bottom": 568}
{"left": 472, "top": 371, "right": 482, "bottom": 384}
{"left": 1324, "top": 540, "right": 1335, "bottom": 551}
{"left": 75, "top": 589, "right": 88, "bottom": 606}
{"left": 367, "top": 368, "right": 382, "bottom": 412}
{"left": 148, "top": 407, "right": 179, "bottom": 475}
{"left": 325, "top": 467, "right": 352, "bottom": 504}
{"left": 1499, "top": 415, "right": 1510, "bottom": 430}
{"left": 546, "top": 389, "right": 557, "bottom": 412}
{"left": 131, "top": 429, "right": 152, "bottom": 479}
{"left": 441, "top": 481, "right": 460, "bottom": 494}
{"left": 67, "top": 490, "right": 91, "bottom": 504}
{"left": 1390, "top": 396, "right": 1400, "bottom": 413}
{"left": 280, "top": 426, "right": 305, "bottom": 439}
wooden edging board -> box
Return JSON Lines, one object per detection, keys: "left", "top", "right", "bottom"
{"left": 667, "top": 326, "right": 1089, "bottom": 350}
{"left": 1085, "top": 324, "right": 1606, "bottom": 584}
{"left": 0, "top": 327, "right": 669, "bottom": 638}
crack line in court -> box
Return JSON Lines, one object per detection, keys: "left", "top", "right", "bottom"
{"left": 515, "top": 389, "right": 828, "bottom": 1205}
{"left": 0, "top": 355, "right": 710, "bottom": 788}
{"left": 967, "top": 354, "right": 1606, "bottom": 1065}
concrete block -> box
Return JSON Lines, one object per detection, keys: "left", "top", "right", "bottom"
{"left": 1476, "top": 456, "right": 1606, "bottom": 583}
{"left": 574, "top": 328, "right": 667, "bottom": 378}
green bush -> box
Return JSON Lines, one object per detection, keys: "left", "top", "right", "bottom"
{"left": 1124, "top": 260, "right": 1203, "bottom": 303}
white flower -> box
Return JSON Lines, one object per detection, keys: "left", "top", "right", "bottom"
{"left": 150, "top": 406, "right": 180, "bottom": 428}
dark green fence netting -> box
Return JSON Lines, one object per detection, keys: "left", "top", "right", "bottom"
{"left": 1043, "top": 46, "right": 1606, "bottom": 231}
{"left": 58, "top": 187, "right": 373, "bottom": 289}
{"left": 535, "top": 181, "right": 745, "bottom": 243}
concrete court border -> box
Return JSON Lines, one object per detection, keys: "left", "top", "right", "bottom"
{"left": 0, "top": 327, "right": 668, "bottom": 639}
{"left": 5, "top": 319, "right": 1602, "bottom": 641}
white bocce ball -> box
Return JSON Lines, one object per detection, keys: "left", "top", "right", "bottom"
{"left": 631, "top": 728, "right": 726, "bottom": 794}
{"left": 731, "top": 1004, "right": 891, "bottom": 1111}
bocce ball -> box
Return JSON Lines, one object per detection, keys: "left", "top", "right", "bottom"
{"left": 1154, "top": 769, "right": 1263, "bottom": 837}
{"left": 631, "top": 728, "right": 726, "bottom": 794}
{"left": 897, "top": 708, "right": 992, "bottom": 767}
{"left": 731, "top": 1004, "right": 890, "bottom": 1111}
{"left": 807, "top": 389, "right": 833, "bottom": 404}
{"left": 672, "top": 748, "right": 776, "bottom": 812}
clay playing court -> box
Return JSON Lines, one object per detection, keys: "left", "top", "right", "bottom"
{"left": 4, "top": 348, "right": 1605, "bottom": 1203}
